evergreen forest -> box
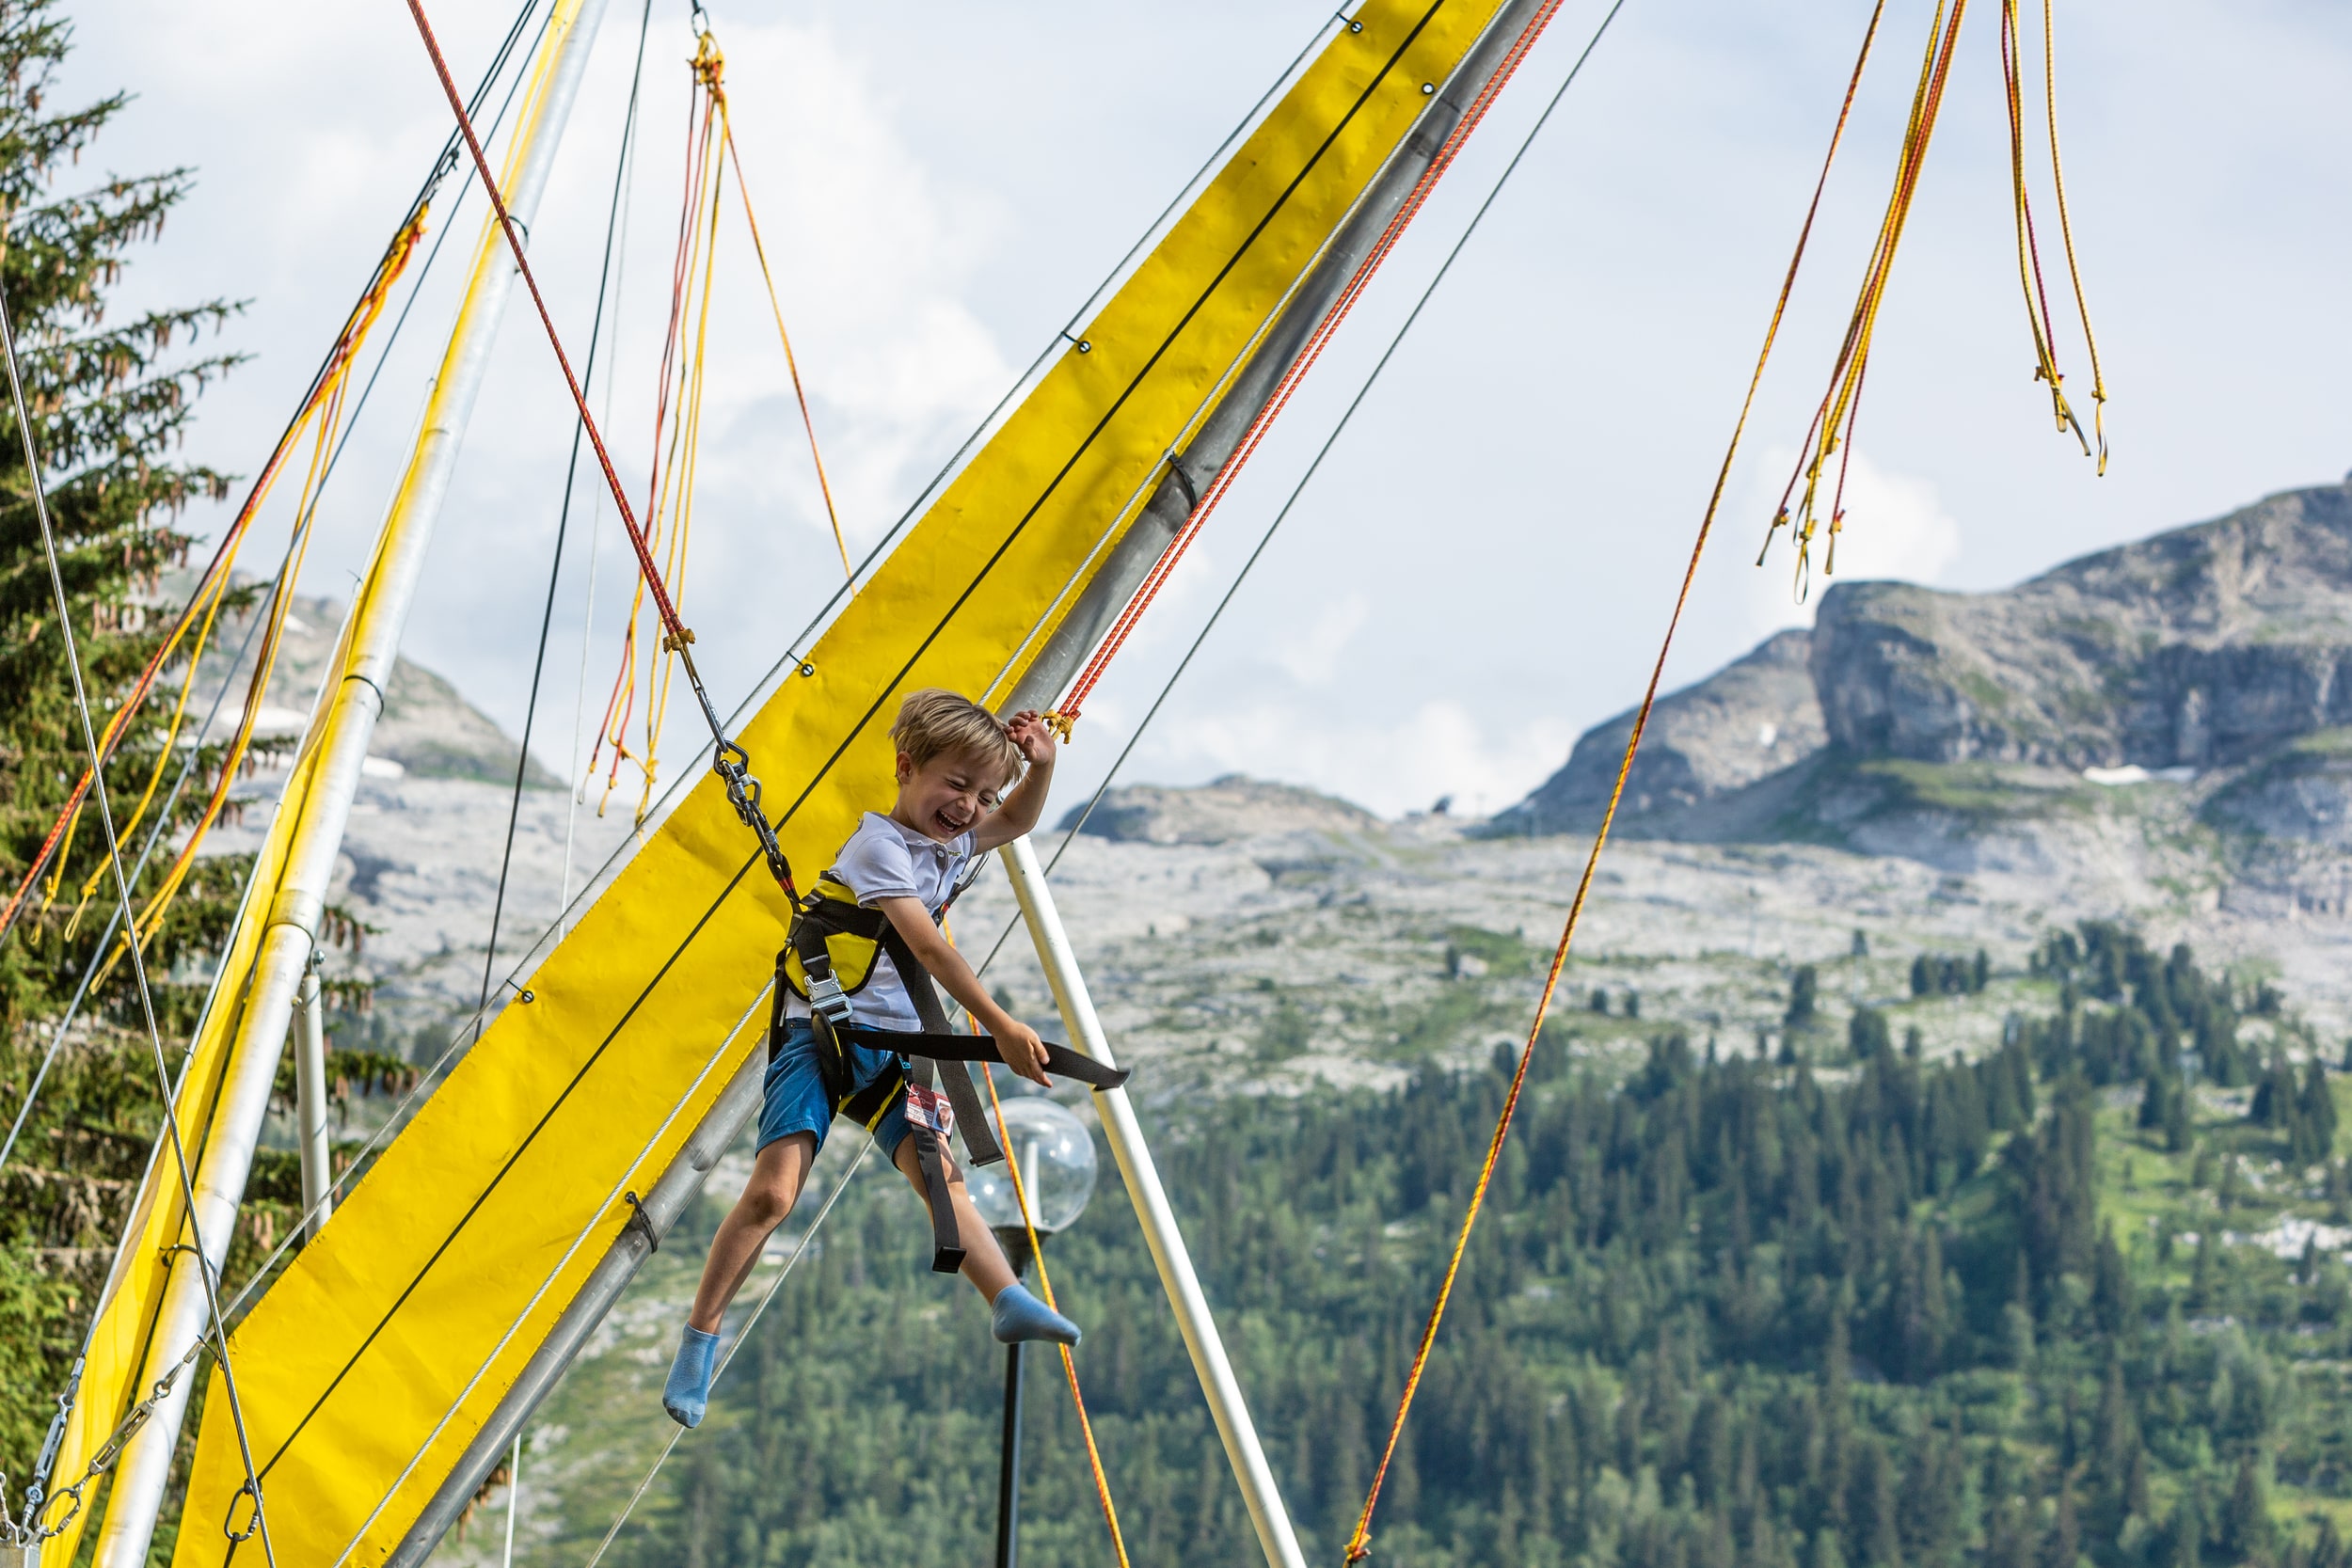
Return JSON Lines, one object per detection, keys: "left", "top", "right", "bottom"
{"left": 589, "top": 925, "right": 2352, "bottom": 1568}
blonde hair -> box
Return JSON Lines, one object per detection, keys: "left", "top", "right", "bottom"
{"left": 891, "top": 689, "right": 1023, "bottom": 783}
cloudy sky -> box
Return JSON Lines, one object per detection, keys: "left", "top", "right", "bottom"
{"left": 65, "top": 0, "right": 2352, "bottom": 818}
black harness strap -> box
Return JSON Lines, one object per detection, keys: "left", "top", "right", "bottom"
{"left": 899, "top": 1047, "right": 966, "bottom": 1273}
{"left": 777, "top": 866, "right": 1131, "bottom": 1274}
{"left": 879, "top": 923, "right": 1004, "bottom": 1168}
{"left": 834, "top": 1026, "right": 1130, "bottom": 1090}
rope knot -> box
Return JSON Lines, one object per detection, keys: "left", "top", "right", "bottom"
{"left": 661, "top": 626, "right": 696, "bottom": 653}
{"left": 1040, "top": 710, "right": 1075, "bottom": 743}
{"left": 691, "top": 30, "right": 724, "bottom": 89}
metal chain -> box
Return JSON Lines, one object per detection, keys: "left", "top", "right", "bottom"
{"left": 6, "top": 1347, "right": 202, "bottom": 1544}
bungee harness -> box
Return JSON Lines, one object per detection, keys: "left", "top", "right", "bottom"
{"left": 778, "top": 871, "right": 1128, "bottom": 1272}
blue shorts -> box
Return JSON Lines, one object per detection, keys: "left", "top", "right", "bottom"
{"left": 758, "top": 1018, "right": 912, "bottom": 1158}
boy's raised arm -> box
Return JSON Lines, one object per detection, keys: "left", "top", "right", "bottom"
{"left": 972, "top": 710, "right": 1057, "bottom": 851}
{"left": 877, "top": 896, "right": 1052, "bottom": 1085}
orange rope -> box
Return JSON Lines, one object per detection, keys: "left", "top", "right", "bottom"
{"left": 715, "top": 87, "right": 853, "bottom": 579}
{"left": 979, "top": 1070, "right": 1131, "bottom": 1568}
{"left": 592, "top": 35, "right": 724, "bottom": 822}
{"left": 1342, "top": 6, "right": 1892, "bottom": 1558}
{"left": 0, "top": 207, "right": 430, "bottom": 945}
{"left": 1047, "top": 0, "right": 1568, "bottom": 736}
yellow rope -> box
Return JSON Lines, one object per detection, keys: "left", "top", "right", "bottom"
{"left": 1346, "top": 6, "right": 1897, "bottom": 1559}
{"left": 979, "top": 1068, "right": 1132, "bottom": 1568}
{"left": 83, "top": 205, "right": 424, "bottom": 987}
{"left": 1998, "top": 0, "right": 2079, "bottom": 450}
{"left": 1773, "top": 0, "right": 1967, "bottom": 594}
{"left": 635, "top": 72, "right": 725, "bottom": 832}
{"left": 2038, "top": 0, "right": 2107, "bottom": 473}
{"left": 716, "top": 95, "right": 853, "bottom": 580}
{"left": 59, "top": 562, "right": 235, "bottom": 938}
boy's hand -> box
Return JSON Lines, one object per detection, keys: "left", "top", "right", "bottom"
{"left": 1006, "top": 710, "right": 1057, "bottom": 770}
{"left": 995, "top": 1016, "right": 1052, "bottom": 1087}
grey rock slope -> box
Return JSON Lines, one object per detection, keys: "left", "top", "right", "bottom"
{"left": 1495, "top": 629, "right": 1824, "bottom": 833}
{"left": 1502, "top": 476, "right": 2352, "bottom": 862}
{"left": 1813, "top": 480, "right": 2352, "bottom": 768}
{"left": 1060, "top": 772, "right": 1381, "bottom": 844}
{"left": 187, "top": 580, "right": 556, "bottom": 786}
{"left": 193, "top": 584, "right": 626, "bottom": 1036}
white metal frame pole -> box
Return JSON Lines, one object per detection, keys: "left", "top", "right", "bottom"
{"left": 294, "top": 956, "right": 332, "bottom": 1240}
{"left": 91, "top": 1, "right": 611, "bottom": 1559}
{"left": 999, "top": 833, "right": 1307, "bottom": 1568}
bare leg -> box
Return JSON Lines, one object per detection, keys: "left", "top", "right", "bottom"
{"left": 893, "top": 1134, "right": 1017, "bottom": 1300}
{"left": 689, "top": 1132, "right": 815, "bottom": 1332}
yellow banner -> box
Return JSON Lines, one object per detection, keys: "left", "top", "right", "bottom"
{"left": 177, "top": 4, "right": 1504, "bottom": 1561}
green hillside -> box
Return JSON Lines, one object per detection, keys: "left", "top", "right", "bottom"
{"left": 508, "top": 925, "right": 2352, "bottom": 1568}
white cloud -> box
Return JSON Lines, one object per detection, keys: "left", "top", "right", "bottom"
{"left": 1272, "top": 592, "right": 1368, "bottom": 686}
{"left": 1741, "top": 446, "right": 1962, "bottom": 634}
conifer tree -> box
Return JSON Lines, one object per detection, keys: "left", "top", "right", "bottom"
{"left": 0, "top": 0, "right": 243, "bottom": 1476}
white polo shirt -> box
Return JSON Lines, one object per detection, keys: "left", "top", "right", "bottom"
{"left": 785, "top": 812, "right": 977, "bottom": 1032}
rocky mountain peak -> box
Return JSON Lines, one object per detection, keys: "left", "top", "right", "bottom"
{"left": 1498, "top": 475, "right": 2352, "bottom": 854}
{"left": 1814, "top": 478, "right": 2352, "bottom": 770}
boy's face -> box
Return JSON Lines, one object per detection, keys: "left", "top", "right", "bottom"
{"left": 894, "top": 748, "right": 1016, "bottom": 843}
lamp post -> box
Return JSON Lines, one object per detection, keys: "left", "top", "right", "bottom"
{"left": 969, "top": 1093, "right": 1098, "bottom": 1568}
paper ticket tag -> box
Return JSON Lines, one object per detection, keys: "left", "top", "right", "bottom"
{"left": 904, "top": 1083, "right": 955, "bottom": 1140}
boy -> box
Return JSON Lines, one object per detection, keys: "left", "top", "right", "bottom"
{"left": 664, "top": 689, "right": 1077, "bottom": 1428}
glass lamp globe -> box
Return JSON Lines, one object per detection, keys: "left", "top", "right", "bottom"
{"left": 968, "top": 1095, "right": 1097, "bottom": 1237}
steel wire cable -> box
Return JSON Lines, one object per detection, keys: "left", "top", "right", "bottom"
{"left": 209, "top": 0, "right": 1369, "bottom": 1319}
{"left": 478, "top": 0, "right": 657, "bottom": 1026}
{"left": 4, "top": 26, "right": 601, "bottom": 1533}
{"left": 973, "top": 0, "right": 1629, "bottom": 985}
{"left": 0, "top": 594, "right": 275, "bottom": 1178}
{"left": 256, "top": 0, "right": 1445, "bottom": 1481}
{"left": 326, "top": 0, "right": 1442, "bottom": 1302}
{"left": 578, "top": 1137, "right": 875, "bottom": 1567}
{"left": 0, "top": 0, "right": 548, "bottom": 950}
{"left": 0, "top": 278, "right": 279, "bottom": 1560}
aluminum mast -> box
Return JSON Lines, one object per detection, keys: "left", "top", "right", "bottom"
{"left": 90, "top": 2, "right": 614, "bottom": 1560}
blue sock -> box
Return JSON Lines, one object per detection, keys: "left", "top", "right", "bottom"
{"left": 992, "top": 1283, "right": 1081, "bottom": 1347}
{"left": 663, "top": 1323, "right": 722, "bottom": 1428}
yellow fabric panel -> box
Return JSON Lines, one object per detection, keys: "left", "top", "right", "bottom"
{"left": 35, "top": 15, "right": 581, "bottom": 1564}
{"left": 176, "top": 3, "right": 1505, "bottom": 1562}
{"left": 32, "top": 740, "right": 320, "bottom": 1562}
{"left": 35, "top": 513, "right": 389, "bottom": 1564}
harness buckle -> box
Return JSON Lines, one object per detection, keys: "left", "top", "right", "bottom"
{"left": 806, "top": 972, "right": 854, "bottom": 1026}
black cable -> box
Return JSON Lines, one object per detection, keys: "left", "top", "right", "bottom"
{"left": 0, "top": 0, "right": 548, "bottom": 957}
{"left": 732, "top": 5, "right": 1349, "bottom": 705}
{"left": 200, "top": 2, "right": 1367, "bottom": 1305}
{"left": 479, "top": 0, "right": 657, "bottom": 1027}
{"left": 0, "top": 594, "right": 277, "bottom": 1178}
{"left": 253, "top": 6, "right": 1456, "bottom": 1465}
{"left": 973, "top": 0, "right": 1631, "bottom": 980}
{"left": 307, "top": 0, "right": 556, "bottom": 498}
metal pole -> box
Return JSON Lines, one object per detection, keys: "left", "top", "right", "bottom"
{"left": 385, "top": 1044, "right": 763, "bottom": 1567}
{"left": 367, "top": 10, "right": 1547, "bottom": 1554}
{"left": 1000, "top": 833, "right": 1308, "bottom": 1568}
{"left": 294, "top": 957, "right": 332, "bottom": 1240}
{"left": 90, "top": 2, "right": 612, "bottom": 1559}
{"left": 993, "top": 1228, "right": 1032, "bottom": 1568}
{"left": 501, "top": 1432, "right": 522, "bottom": 1568}
{"left": 996, "top": 1341, "right": 1024, "bottom": 1568}
{"left": 1000, "top": 0, "right": 1548, "bottom": 717}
